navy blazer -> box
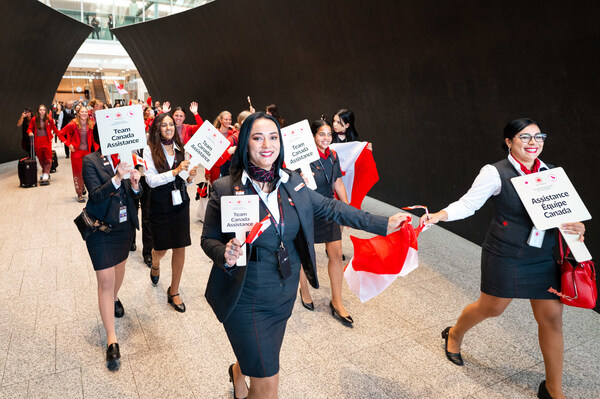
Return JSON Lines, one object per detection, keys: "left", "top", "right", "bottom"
{"left": 82, "top": 151, "right": 142, "bottom": 229}
{"left": 201, "top": 169, "right": 388, "bottom": 323}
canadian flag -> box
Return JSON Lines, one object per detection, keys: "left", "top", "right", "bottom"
{"left": 132, "top": 153, "right": 147, "bottom": 170}
{"left": 114, "top": 80, "right": 128, "bottom": 95}
{"left": 344, "top": 215, "right": 425, "bottom": 302}
{"left": 245, "top": 216, "right": 272, "bottom": 244}
{"left": 329, "top": 142, "right": 378, "bottom": 209}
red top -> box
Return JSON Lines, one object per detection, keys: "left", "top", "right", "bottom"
{"left": 206, "top": 127, "right": 239, "bottom": 183}
{"left": 181, "top": 113, "right": 204, "bottom": 144}
{"left": 58, "top": 120, "right": 98, "bottom": 152}
{"left": 27, "top": 117, "right": 59, "bottom": 141}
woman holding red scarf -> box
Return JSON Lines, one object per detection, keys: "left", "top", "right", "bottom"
{"left": 59, "top": 106, "right": 97, "bottom": 202}
{"left": 422, "top": 118, "right": 586, "bottom": 399}
{"left": 27, "top": 104, "right": 59, "bottom": 185}
{"left": 297, "top": 119, "right": 354, "bottom": 325}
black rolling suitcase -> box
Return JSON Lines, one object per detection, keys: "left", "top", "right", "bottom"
{"left": 50, "top": 150, "right": 58, "bottom": 173}
{"left": 18, "top": 138, "right": 37, "bottom": 187}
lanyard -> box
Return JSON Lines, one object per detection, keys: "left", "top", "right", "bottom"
{"left": 317, "top": 157, "right": 334, "bottom": 185}
{"left": 251, "top": 185, "right": 284, "bottom": 241}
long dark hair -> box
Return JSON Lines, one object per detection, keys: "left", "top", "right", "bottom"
{"left": 502, "top": 118, "right": 539, "bottom": 151}
{"left": 333, "top": 108, "right": 359, "bottom": 142}
{"left": 148, "top": 113, "right": 185, "bottom": 172}
{"left": 230, "top": 112, "right": 284, "bottom": 182}
{"left": 34, "top": 104, "right": 50, "bottom": 129}
{"left": 266, "top": 104, "right": 284, "bottom": 127}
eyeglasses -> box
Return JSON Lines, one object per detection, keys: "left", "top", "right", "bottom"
{"left": 517, "top": 133, "right": 547, "bottom": 143}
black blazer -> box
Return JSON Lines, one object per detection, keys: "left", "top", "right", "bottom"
{"left": 201, "top": 169, "right": 388, "bottom": 323}
{"left": 82, "top": 151, "right": 142, "bottom": 229}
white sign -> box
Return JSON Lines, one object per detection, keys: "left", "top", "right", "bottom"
{"left": 221, "top": 195, "right": 260, "bottom": 266}
{"left": 180, "top": 121, "right": 231, "bottom": 180}
{"left": 95, "top": 105, "right": 146, "bottom": 172}
{"left": 511, "top": 167, "right": 592, "bottom": 261}
{"left": 281, "top": 120, "right": 318, "bottom": 190}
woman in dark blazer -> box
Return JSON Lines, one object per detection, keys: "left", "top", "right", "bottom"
{"left": 82, "top": 147, "right": 142, "bottom": 370}
{"left": 422, "top": 118, "right": 586, "bottom": 399}
{"left": 201, "top": 112, "right": 408, "bottom": 399}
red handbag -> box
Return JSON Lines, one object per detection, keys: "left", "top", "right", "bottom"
{"left": 548, "top": 236, "right": 597, "bottom": 308}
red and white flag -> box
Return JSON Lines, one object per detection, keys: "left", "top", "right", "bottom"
{"left": 344, "top": 216, "right": 423, "bottom": 302}
{"left": 245, "top": 216, "right": 271, "bottom": 244}
{"left": 132, "top": 153, "right": 147, "bottom": 170}
{"left": 114, "top": 80, "right": 128, "bottom": 95}
{"left": 329, "top": 142, "right": 378, "bottom": 209}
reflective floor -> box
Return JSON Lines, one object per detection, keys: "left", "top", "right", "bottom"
{"left": 0, "top": 144, "right": 598, "bottom": 398}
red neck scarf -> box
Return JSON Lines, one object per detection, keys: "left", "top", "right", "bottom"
{"left": 318, "top": 147, "right": 330, "bottom": 160}
{"left": 511, "top": 154, "right": 540, "bottom": 175}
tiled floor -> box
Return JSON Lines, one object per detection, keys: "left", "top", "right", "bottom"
{"left": 0, "top": 145, "right": 598, "bottom": 398}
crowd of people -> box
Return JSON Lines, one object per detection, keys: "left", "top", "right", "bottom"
{"left": 16, "top": 98, "right": 587, "bottom": 399}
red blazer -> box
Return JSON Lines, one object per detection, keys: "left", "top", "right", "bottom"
{"left": 206, "top": 128, "right": 239, "bottom": 183}
{"left": 27, "top": 117, "right": 59, "bottom": 141}
{"left": 181, "top": 113, "right": 204, "bottom": 144}
{"left": 58, "top": 120, "right": 97, "bottom": 152}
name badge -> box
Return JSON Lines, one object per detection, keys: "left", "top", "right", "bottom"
{"left": 119, "top": 205, "right": 127, "bottom": 223}
{"left": 172, "top": 189, "right": 183, "bottom": 206}
{"left": 527, "top": 226, "right": 545, "bottom": 248}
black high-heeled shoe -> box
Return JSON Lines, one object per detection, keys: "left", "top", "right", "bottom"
{"left": 150, "top": 266, "right": 159, "bottom": 285}
{"left": 537, "top": 380, "right": 554, "bottom": 399}
{"left": 228, "top": 363, "right": 248, "bottom": 399}
{"left": 167, "top": 286, "right": 186, "bottom": 313}
{"left": 114, "top": 298, "right": 124, "bottom": 318}
{"left": 299, "top": 289, "right": 314, "bottom": 311}
{"left": 330, "top": 301, "right": 353, "bottom": 325}
{"left": 106, "top": 342, "right": 121, "bottom": 371}
{"left": 441, "top": 326, "right": 463, "bottom": 366}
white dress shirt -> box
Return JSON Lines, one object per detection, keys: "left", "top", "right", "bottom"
{"left": 443, "top": 155, "right": 549, "bottom": 222}
{"left": 143, "top": 144, "right": 193, "bottom": 188}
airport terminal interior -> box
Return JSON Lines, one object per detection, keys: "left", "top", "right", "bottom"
{"left": 1, "top": 0, "right": 599, "bottom": 398}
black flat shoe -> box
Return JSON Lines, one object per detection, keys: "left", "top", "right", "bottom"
{"left": 330, "top": 301, "right": 353, "bottom": 325}
{"left": 228, "top": 363, "right": 248, "bottom": 399}
{"left": 299, "top": 289, "right": 314, "bottom": 311}
{"left": 167, "top": 286, "right": 186, "bottom": 313}
{"left": 143, "top": 255, "right": 152, "bottom": 268}
{"left": 441, "top": 327, "right": 464, "bottom": 366}
{"left": 106, "top": 342, "right": 121, "bottom": 371}
{"left": 537, "top": 380, "right": 554, "bottom": 399}
{"left": 114, "top": 298, "right": 124, "bottom": 318}
{"left": 150, "top": 266, "right": 159, "bottom": 285}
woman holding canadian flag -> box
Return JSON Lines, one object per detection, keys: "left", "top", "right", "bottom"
{"left": 421, "top": 118, "right": 586, "bottom": 399}
{"left": 201, "top": 112, "right": 408, "bottom": 399}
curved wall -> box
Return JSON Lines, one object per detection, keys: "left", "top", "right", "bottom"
{"left": 115, "top": 0, "right": 600, "bottom": 306}
{"left": 0, "top": 0, "right": 92, "bottom": 163}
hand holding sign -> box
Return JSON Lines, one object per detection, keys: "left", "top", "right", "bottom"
{"left": 95, "top": 105, "right": 146, "bottom": 178}
{"left": 281, "top": 120, "right": 319, "bottom": 190}
{"left": 181, "top": 121, "right": 230, "bottom": 180}
{"left": 221, "top": 195, "right": 259, "bottom": 266}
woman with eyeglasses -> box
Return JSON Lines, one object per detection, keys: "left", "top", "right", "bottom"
{"left": 422, "top": 118, "right": 586, "bottom": 399}
{"left": 143, "top": 113, "right": 198, "bottom": 312}
{"left": 297, "top": 119, "right": 355, "bottom": 324}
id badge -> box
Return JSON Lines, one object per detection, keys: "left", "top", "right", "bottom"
{"left": 527, "top": 226, "right": 545, "bottom": 248}
{"left": 119, "top": 205, "right": 127, "bottom": 223}
{"left": 277, "top": 244, "right": 292, "bottom": 280}
{"left": 172, "top": 189, "right": 183, "bottom": 206}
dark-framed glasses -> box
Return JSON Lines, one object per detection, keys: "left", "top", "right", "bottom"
{"left": 517, "top": 133, "right": 547, "bottom": 143}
